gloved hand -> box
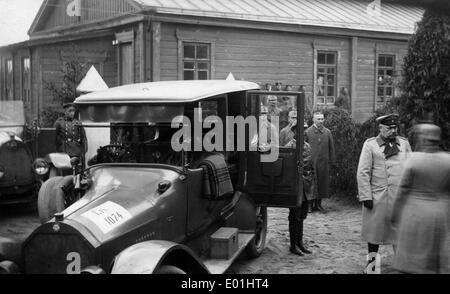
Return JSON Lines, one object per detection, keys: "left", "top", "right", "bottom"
{"left": 363, "top": 200, "right": 373, "bottom": 210}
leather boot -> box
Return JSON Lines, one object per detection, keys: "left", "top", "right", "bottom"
{"left": 317, "top": 199, "right": 326, "bottom": 213}
{"left": 297, "top": 221, "right": 312, "bottom": 254}
{"left": 289, "top": 221, "right": 303, "bottom": 256}
{"left": 308, "top": 200, "right": 313, "bottom": 213}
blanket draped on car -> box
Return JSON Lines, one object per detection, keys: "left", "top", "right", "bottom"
{"left": 199, "top": 154, "right": 234, "bottom": 199}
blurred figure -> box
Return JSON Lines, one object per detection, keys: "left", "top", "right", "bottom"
{"left": 392, "top": 123, "right": 450, "bottom": 274}
{"left": 280, "top": 110, "right": 297, "bottom": 147}
{"left": 305, "top": 111, "right": 335, "bottom": 213}
{"left": 335, "top": 87, "right": 350, "bottom": 111}
{"left": 357, "top": 113, "right": 411, "bottom": 273}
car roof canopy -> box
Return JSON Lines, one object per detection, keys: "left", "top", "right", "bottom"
{"left": 74, "top": 80, "right": 260, "bottom": 104}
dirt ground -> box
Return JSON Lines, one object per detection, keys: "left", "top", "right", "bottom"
{"left": 0, "top": 198, "right": 399, "bottom": 274}
{"left": 231, "top": 197, "right": 399, "bottom": 274}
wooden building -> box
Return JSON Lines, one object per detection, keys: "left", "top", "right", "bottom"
{"left": 0, "top": 0, "right": 424, "bottom": 123}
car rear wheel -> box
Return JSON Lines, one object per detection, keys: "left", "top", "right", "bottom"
{"left": 37, "top": 176, "right": 64, "bottom": 223}
{"left": 154, "top": 265, "right": 187, "bottom": 274}
{"left": 245, "top": 206, "right": 267, "bottom": 258}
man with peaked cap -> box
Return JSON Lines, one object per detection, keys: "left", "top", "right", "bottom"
{"left": 54, "top": 103, "right": 87, "bottom": 158}
{"left": 357, "top": 113, "right": 412, "bottom": 273}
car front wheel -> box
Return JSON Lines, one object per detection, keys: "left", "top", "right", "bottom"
{"left": 245, "top": 206, "right": 267, "bottom": 258}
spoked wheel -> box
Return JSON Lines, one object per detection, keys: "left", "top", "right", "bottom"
{"left": 154, "top": 265, "right": 187, "bottom": 274}
{"left": 245, "top": 206, "right": 268, "bottom": 258}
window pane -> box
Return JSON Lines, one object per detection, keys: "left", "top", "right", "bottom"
{"left": 7, "top": 60, "right": 12, "bottom": 73}
{"left": 377, "top": 87, "right": 384, "bottom": 97}
{"left": 196, "top": 45, "right": 208, "bottom": 59}
{"left": 184, "top": 45, "right": 195, "bottom": 59}
{"left": 378, "top": 56, "right": 385, "bottom": 67}
{"left": 184, "top": 62, "right": 195, "bottom": 69}
{"left": 378, "top": 69, "right": 385, "bottom": 76}
{"left": 318, "top": 53, "right": 326, "bottom": 64}
{"left": 318, "top": 68, "right": 325, "bottom": 73}
{"left": 198, "top": 71, "right": 208, "bottom": 80}
{"left": 198, "top": 62, "right": 208, "bottom": 70}
{"left": 327, "top": 75, "right": 335, "bottom": 85}
{"left": 327, "top": 68, "right": 335, "bottom": 74}
{"left": 326, "top": 53, "right": 335, "bottom": 65}
{"left": 386, "top": 70, "right": 393, "bottom": 76}
{"left": 386, "top": 87, "right": 393, "bottom": 96}
{"left": 386, "top": 56, "right": 394, "bottom": 67}
{"left": 327, "top": 86, "right": 335, "bottom": 97}
{"left": 326, "top": 96, "right": 335, "bottom": 104}
{"left": 184, "top": 70, "right": 195, "bottom": 80}
{"left": 317, "top": 97, "right": 325, "bottom": 104}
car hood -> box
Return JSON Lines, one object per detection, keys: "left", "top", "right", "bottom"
{"left": 60, "top": 165, "right": 186, "bottom": 243}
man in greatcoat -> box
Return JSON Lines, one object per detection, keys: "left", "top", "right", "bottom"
{"left": 305, "top": 111, "right": 335, "bottom": 213}
{"left": 54, "top": 103, "right": 87, "bottom": 158}
{"left": 357, "top": 114, "right": 411, "bottom": 274}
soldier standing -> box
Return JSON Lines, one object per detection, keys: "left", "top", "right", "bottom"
{"left": 357, "top": 114, "right": 411, "bottom": 274}
{"left": 54, "top": 103, "right": 87, "bottom": 158}
{"left": 285, "top": 116, "right": 313, "bottom": 256}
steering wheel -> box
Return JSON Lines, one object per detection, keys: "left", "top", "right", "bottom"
{"left": 97, "top": 144, "right": 135, "bottom": 163}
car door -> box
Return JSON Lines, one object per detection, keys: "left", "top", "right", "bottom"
{"left": 244, "top": 90, "right": 305, "bottom": 207}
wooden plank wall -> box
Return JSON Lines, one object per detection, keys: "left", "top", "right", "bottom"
{"left": 37, "top": 36, "right": 117, "bottom": 111}
{"left": 39, "top": 0, "right": 137, "bottom": 32}
{"left": 160, "top": 23, "right": 351, "bottom": 112}
{"left": 354, "top": 38, "right": 408, "bottom": 122}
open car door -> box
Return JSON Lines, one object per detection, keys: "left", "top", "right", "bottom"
{"left": 244, "top": 90, "right": 305, "bottom": 207}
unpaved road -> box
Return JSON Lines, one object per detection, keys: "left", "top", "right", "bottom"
{"left": 0, "top": 198, "right": 399, "bottom": 274}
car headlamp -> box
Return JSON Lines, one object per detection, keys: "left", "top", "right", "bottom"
{"left": 33, "top": 158, "right": 49, "bottom": 175}
{"left": 0, "top": 166, "right": 5, "bottom": 180}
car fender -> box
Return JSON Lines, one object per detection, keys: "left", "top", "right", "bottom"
{"left": 45, "top": 153, "right": 72, "bottom": 169}
{"left": 110, "top": 240, "right": 209, "bottom": 274}
{"left": 0, "top": 237, "right": 22, "bottom": 266}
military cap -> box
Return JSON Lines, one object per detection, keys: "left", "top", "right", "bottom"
{"left": 267, "top": 95, "right": 278, "bottom": 102}
{"left": 414, "top": 123, "right": 441, "bottom": 141}
{"left": 63, "top": 102, "right": 77, "bottom": 109}
{"left": 376, "top": 113, "right": 399, "bottom": 126}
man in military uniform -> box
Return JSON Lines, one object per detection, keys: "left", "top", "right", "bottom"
{"left": 286, "top": 116, "right": 313, "bottom": 255}
{"left": 357, "top": 114, "right": 411, "bottom": 273}
{"left": 54, "top": 103, "right": 87, "bottom": 158}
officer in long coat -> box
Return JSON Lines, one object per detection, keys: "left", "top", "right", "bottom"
{"left": 54, "top": 103, "right": 87, "bottom": 158}
{"left": 305, "top": 111, "right": 335, "bottom": 213}
{"left": 392, "top": 124, "right": 450, "bottom": 274}
{"left": 357, "top": 114, "right": 411, "bottom": 273}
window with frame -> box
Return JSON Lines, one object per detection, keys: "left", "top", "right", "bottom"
{"left": 22, "top": 57, "right": 31, "bottom": 105}
{"left": 5, "top": 59, "right": 13, "bottom": 100}
{"left": 183, "top": 43, "right": 210, "bottom": 80}
{"left": 316, "top": 51, "right": 337, "bottom": 105}
{"left": 377, "top": 54, "right": 395, "bottom": 104}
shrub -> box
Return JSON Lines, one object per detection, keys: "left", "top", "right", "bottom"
{"left": 322, "top": 108, "right": 359, "bottom": 200}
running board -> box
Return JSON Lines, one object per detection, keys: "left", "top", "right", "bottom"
{"left": 202, "top": 232, "right": 254, "bottom": 274}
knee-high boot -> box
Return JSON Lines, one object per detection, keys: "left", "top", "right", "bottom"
{"left": 289, "top": 221, "right": 303, "bottom": 256}
{"left": 297, "top": 220, "right": 312, "bottom": 254}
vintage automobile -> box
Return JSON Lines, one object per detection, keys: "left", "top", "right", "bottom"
{"left": 0, "top": 101, "right": 47, "bottom": 205}
{"left": 0, "top": 80, "right": 306, "bottom": 274}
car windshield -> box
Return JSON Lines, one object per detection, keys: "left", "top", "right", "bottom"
{"left": 80, "top": 104, "right": 185, "bottom": 167}
{"left": 0, "top": 101, "right": 25, "bottom": 136}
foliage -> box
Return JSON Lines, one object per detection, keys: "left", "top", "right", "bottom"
{"left": 322, "top": 108, "right": 359, "bottom": 199}
{"left": 397, "top": 6, "right": 450, "bottom": 150}
{"left": 41, "top": 50, "right": 88, "bottom": 127}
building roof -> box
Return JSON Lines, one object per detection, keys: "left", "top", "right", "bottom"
{"left": 134, "top": 0, "right": 424, "bottom": 34}
{"left": 75, "top": 80, "right": 260, "bottom": 104}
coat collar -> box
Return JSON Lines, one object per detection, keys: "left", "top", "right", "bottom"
{"left": 313, "top": 124, "right": 324, "bottom": 133}
{"left": 376, "top": 135, "right": 400, "bottom": 147}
